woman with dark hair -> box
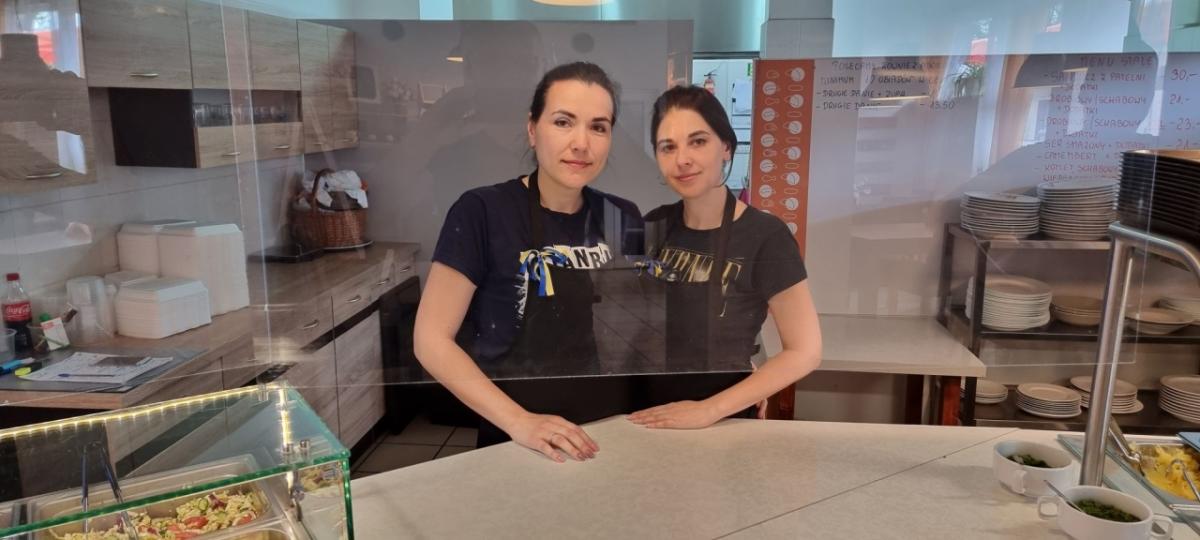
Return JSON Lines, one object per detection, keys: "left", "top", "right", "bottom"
{"left": 628, "top": 85, "right": 822, "bottom": 429}
{"left": 414, "top": 62, "right": 642, "bottom": 461}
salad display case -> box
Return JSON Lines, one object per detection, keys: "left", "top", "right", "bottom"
{"left": 0, "top": 384, "right": 351, "bottom": 539}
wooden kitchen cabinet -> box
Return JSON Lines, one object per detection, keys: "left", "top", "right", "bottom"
{"left": 328, "top": 27, "right": 359, "bottom": 149}
{"left": 335, "top": 311, "right": 385, "bottom": 447}
{"left": 81, "top": 0, "right": 193, "bottom": 89}
{"left": 187, "top": 0, "right": 250, "bottom": 89}
{"left": 298, "top": 21, "right": 333, "bottom": 153}
{"left": 282, "top": 339, "right": 341, "bottom": 438}
{"left": 0, "top": 1, "right": 97, "bottom": 194}
{"left": 299, "top": 23, "right": 357, "bottom": 154}
{"left": 247, "top": 12, "right": 301, "bottom": 91}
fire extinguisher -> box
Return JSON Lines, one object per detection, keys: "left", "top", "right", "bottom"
{"left": 703, "top": 70, "right": 716, "bottom": 94}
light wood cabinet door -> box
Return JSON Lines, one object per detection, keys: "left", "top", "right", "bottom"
{"left": 196, "top": 124, "right": 254, "bottom": 168}
{"left": 253, "top": 121, "right": 303, "bottom": 160}
{"left": 0, "top": 1, "right": 96, "bottom": 193}
{"left": 327, "top": 27, "right": 358, "bottom": 149}
{"left": 247, "top": 12, "right": 300, "bottom": 90}
{"left": 284, "top": 340, "right": 340, "bottom": 437}
{"left": 298, "top": 21, "right": 332, "bottom": 153}
{"left": 334, "top": 311, "right": 384, "bottom": 446}
{"left": 187, "top": 0, "right": 249, "bottom": 89}
{"left": 81, "top": 0, "right": 193, "bottom": 89}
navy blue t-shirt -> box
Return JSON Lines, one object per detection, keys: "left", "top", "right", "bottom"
{"left": 432, "top": 178, "right": 643, "bottom": 363}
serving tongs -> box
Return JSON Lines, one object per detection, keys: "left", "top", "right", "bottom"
{"left": 1107, "top": 416, "right": 1154, "bottom": 473}
{"left": 80, "top": 444, "right": 140, "bottom": 540}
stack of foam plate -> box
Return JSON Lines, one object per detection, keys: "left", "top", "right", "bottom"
{"left": 966, "top": 275, "right": 1053, "bottom": 331}
{"left": 1160, "top": 375, "right": 1200, "bottom": 423}
{"left": 966, "top": 379, "right": 1009, "bottom": 405}
{"left": 1036, "top": 180, "right": 1119, "bottom": 240}
{"left": 1125, "top": 308, "right": 1194, "bottom": 335}
{"left": 1069, "top": 376, "right": 1142, "bottom": 414}
{"left": 960, "top": 192, "right": 1040, "bottom": 239}
{"left": 1158, "top": 295, "right": 1200, "bottom": 324}
{"left": 1051, "top": 295, "right": 1103, "bottom": 327}
{"left": 1016, "top": 383, "right": 1082, "bottom": 419}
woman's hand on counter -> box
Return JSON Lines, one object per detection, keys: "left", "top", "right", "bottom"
{"left": 627, "top": 400, "right": 721, "bottom": 429}
{"left": 505, "top": 412, "right": 599, "bottom": 463}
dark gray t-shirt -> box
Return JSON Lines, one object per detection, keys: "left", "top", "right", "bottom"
{"left": 655, "top": 206, "right": 807, "bottom": 363}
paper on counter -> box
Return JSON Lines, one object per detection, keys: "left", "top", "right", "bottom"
{"left": 21, "top": 352, "right": 174, "bottom": 384}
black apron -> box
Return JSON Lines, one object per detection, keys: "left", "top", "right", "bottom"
{"left": 638, "top": 189, "right": 755, "bottom": 416}
{"left": 476, "top": 170, "right": 633, "bottom": 447}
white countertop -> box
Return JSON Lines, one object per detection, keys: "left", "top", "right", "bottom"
{"left": 760, "top": 313, "right": 986, "bottom": 377}
{"left": 350, "top": 419, "right": 1184, "bottom": 538}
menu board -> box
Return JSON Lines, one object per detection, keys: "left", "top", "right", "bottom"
{"left": 748, "top": 59, "right": 814, "bottom": 254}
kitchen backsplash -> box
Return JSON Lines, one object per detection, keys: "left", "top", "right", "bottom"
{"left": 0, "top": 89, "right": 298, "bottom": 295}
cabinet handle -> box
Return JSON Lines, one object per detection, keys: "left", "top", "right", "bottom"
{"left": 25, "top": 170, "right": 63, "bottom": 180}
{"left": 374, "top": 277, "right": 391, "bottom": 286}
{"left": 129, "top": 72, "right": 160, "bottom": 78}
{"left": 301, "top": 320, "right": 320, "bottom": 330}
{"left": 346, "top": 294, "right": 363, "bottom": 304}
{"left": 222, "top": 151, "right": 241, "bottom": 157}
{"left": 273, "top": 144, "right": 292, "bottom": 150}
{"left": 341, "top": 138, "right": 355, "bottom": 142}
{"left": 398, "top": 265, "right": 413, "bottom": 273}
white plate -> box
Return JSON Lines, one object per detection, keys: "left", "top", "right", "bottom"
{"left": 1161, "top": 389, "right": 1200, "bottom": 409}
{"left": 1037, "top": 179, "right": 1119, "bottom": 192}
{"left": 1053, "top": 296, "right": 1103, "bottom": 312}
{"left": 964, "top": 191, "right": 1041, "bottom": 205}
{"left": 1160, "top": 402, "right": 1200, "bottom": 424}
{"left": 1128, "top": 308, "right": 1194, "bottom": 325}
{"left": 1081, "top": 400, "right": 1143, "bottom": 414}
{"left": 982, "top": 276, "right": 1053, "bottom": 298}
{"left": 1162, "top": 375, "right": 1200, "bottom": 397}
{"left": 1017, "top": 403, "right": 1082, "bottom": 419}
{"left": 976, "top": 380, "right": 1008, "bottom": 396}
{"left": 1069, "top": 376, "right": 1137, "bottom": 397}
{"left": 1017, "top": 383, "right": 1081, "bottom": 403}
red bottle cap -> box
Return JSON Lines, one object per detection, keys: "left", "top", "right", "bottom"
{"left": 5, "top": 273, "right": 17, "bottom": 281}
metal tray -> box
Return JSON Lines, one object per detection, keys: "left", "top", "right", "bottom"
{"left": 24, "top": 456, "right": 285, "bottom": 539}
{"left": 1059, "top": 433, "right": 1200, "bottom": 510}
{"left": 206, "top": 517, "right": 308, "bottom": 540}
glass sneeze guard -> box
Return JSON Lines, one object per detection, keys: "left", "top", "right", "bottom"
{"left": 0, "top": 383, "right": 350, "bottom": 538}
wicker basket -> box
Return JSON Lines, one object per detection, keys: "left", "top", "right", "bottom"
{"left": 290, "top": 168, "right": 369, "bottom": 250}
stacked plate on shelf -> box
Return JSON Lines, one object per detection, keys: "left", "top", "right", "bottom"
{"left": 968, "top": 379, "right": 1009, "bottom": 405}
{"left": 1158, "top": 296, "right": 1200, "bottom": 324}
{"left": 1050, "top": 295, "right": 1103, "bottom": 327}
{"left": 1125, "top": 308, "right": 1194, "bottom": 335}
{"left": 1118, "top": 149, "right": 1200, "bottom": 245}
{"left": 1036, "top": 180, "right": 1119, "bottom": 240}
{"left": 1160, "top": 375, "right": 1200, "bottom": 423}
{"left": 1069, "top": 376, "right": 1143, "bottom": 414}
{"left": 1016, "top": 383, "right": 1082, "bottom": 419}
{"left": 960, "top": 192, "right": 1041, "bottom": 239}
{"left": 966, "top": 275, "right": 1053, "bottom": 331}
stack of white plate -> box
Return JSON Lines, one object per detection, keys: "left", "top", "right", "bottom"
{"left": 1036, "top": 180, "right": 1119, "bottom": 240}
{"left": 960, "top": 192, "right": 1040, "bottom": 239}
{"left": 1160, "top": 375, "right": 1200, "bottom": 423}
{"left": 1051, "top": 295, "right": 1103, "bottom": 327}
{"left": 966, "top": 275, "right": 1053, "bottom": 331}
{"left": 1069, "top": 376, "right": 1143, "bottom": 414}
{"left": 1158, "top": 296, "right": 1200, "bottom": 324}
{"left": 1125, "top": 308, "right": 1194, "bottom": 335}
{"left": 966, "top": 379, "right": 1009, "bottom": 405}
{"left": 1017, "top": 383, "right": 1082, "bottom": 418}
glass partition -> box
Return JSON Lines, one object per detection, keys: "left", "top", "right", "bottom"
{"left": 0, "top": 0, "right": 1199, "bottom": 519}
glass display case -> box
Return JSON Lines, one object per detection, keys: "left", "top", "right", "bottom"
{"left": 0, "top": 383, "right": 351, "bottom": 540}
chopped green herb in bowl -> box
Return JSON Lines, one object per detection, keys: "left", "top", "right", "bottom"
{"left": 1009, "top": 453, "right": 1051, "bottom": 468}
{"left": 1076, "top": 499, "right": 1140, "bottom": 523}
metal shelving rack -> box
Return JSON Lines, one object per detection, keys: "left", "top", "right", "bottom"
{"left": 935, "top": 223, "right": 1200, "bottom": 429}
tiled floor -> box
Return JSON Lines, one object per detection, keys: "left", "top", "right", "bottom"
{"left": 351, "top": 416, "right": 477, "bottom": 479}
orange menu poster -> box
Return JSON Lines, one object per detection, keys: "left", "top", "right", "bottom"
{"left": 749, "top": 59, "right": 814, "bottom": 255}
